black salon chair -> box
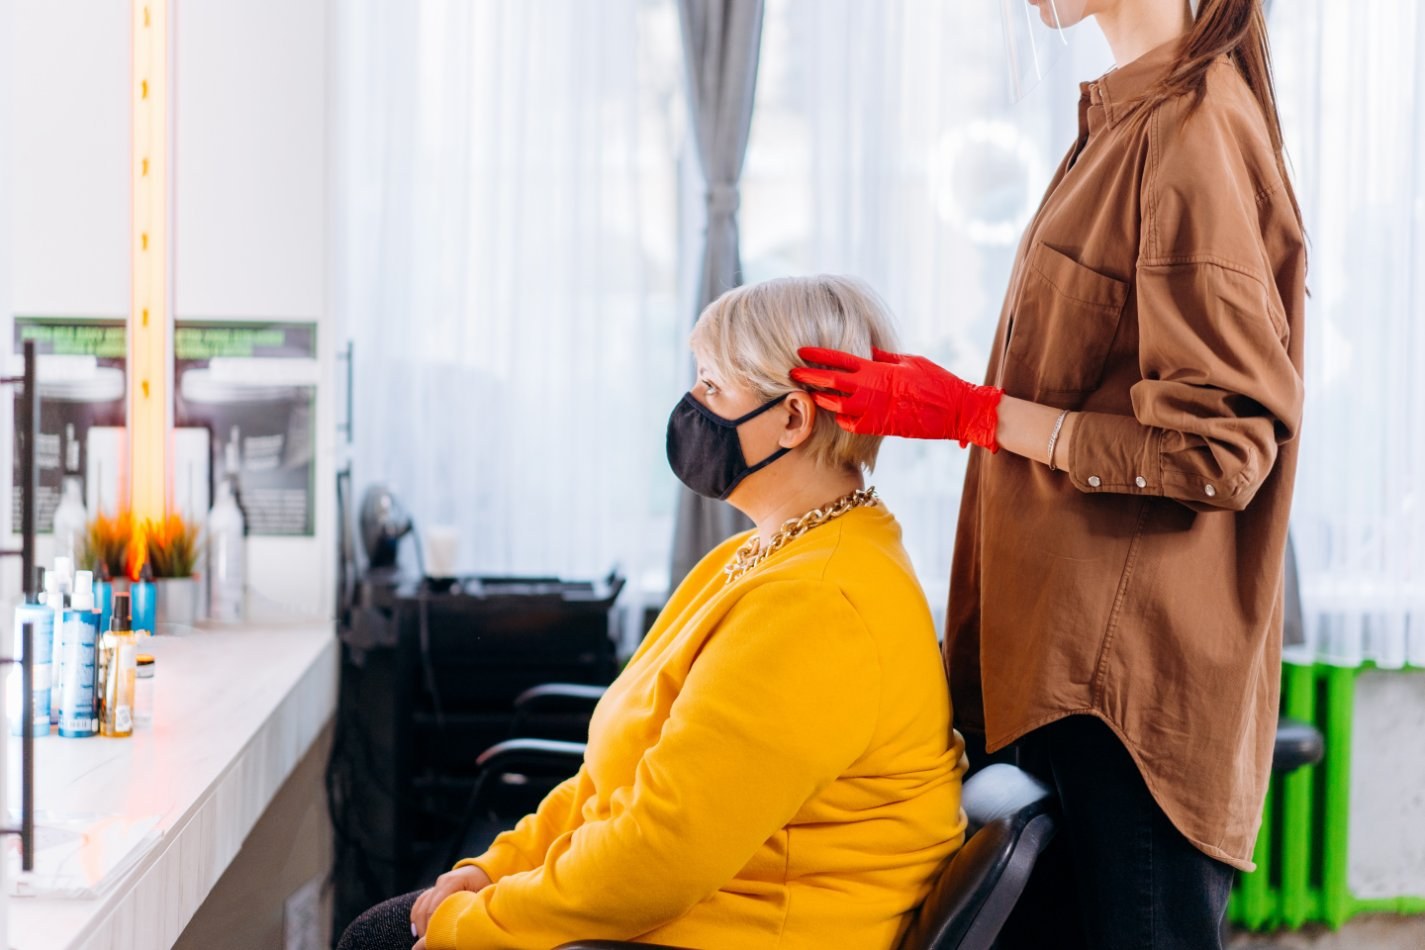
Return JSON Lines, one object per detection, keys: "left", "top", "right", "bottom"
{"left": 1266, "top": 532, "right": 1325, "bottom": 773}
{"left": 1273, "top": 534, "right": 1324, "bottom": 774}
{"left": 460, "top": 736, "right": 1057, "bottom": 950}
{"left": 1273, "top": 717, "right": 1324, "bottom": 773}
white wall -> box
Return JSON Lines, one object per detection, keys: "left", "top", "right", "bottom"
{"left": 1350, "top": 670, "right": 1425, "bottom": 899}
{"left": 174, "top": 0, "right": 325, "bottom": 320}
{"left": 0, "top": 8, "right": 12, "bottom": 943}
{"left": 9, "top": 1, "right": 130, "bottom": 319}
{"left": 7, "top": 0, "right": 333, "bottom": 617}
{"left": 4, "top": 1, "right": 131, "bottom": 602}
{"left": 174, "top": 0, "right": 332, "bottom": 616}
{"left": 1, "top": 0, "right": 13, "bottom": 607}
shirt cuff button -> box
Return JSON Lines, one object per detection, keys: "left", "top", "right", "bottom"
{"left": 1088, "top": 475, "right": 1102, "bottom": 488}
{"left": 1204, "top": 484, "right": 1217, "bottom": 497}
{"left": 1135, "top": 476, "right": 1147, "bottom": 488}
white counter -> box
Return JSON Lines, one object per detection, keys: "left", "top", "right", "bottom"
{"left": 7, "top": 621, "right": 337, "bottom": 950}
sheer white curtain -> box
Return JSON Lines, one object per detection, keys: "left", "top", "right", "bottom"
{"left": 1271, "top": 0, "right": 1425, "bottom": 667}
{"left": 332, "top": 1, "right": 1424, "bottom": 652}
{"left": 740, "top": 0, "right": 1111, "bottom": 611}
{"left": 331, "top": 1, "right": 688, "bottom": 599}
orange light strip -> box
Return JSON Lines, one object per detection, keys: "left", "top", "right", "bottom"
{"left": 130, "top": 0, "right": 168, "bottom": 524}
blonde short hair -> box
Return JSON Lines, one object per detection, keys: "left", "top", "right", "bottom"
{"left": 689, "top": 275, "right": 901, "bottom": 473}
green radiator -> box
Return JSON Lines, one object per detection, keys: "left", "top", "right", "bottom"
{"left": 1230, "top": 661, "right": 1425, "bottom": 931}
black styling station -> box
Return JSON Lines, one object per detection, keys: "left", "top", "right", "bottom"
{"left": 327, "top": 482, "right": 623, "bottom": 937}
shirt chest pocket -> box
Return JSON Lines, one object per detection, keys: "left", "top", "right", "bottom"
{"left": 1005, "top": 242, "right": 1129, "bottom": 403}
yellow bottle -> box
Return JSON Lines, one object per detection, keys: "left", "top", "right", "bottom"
{"left": 99, "top": 592, "right": 139, "bottom": 737}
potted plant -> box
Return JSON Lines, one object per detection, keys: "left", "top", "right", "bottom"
{"left": 79, "top": 511, "right": 140, "bottom": 592}
{"left": 144, "top": 514, "right": 202, "bottom": 632}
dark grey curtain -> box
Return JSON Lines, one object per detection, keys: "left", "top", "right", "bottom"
{"left": 669, "top": 0, "right": 765, "bottom": 586}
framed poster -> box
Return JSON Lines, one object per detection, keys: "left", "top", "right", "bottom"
{"left": 10, "top": 318, "right": 128, "bottom": 533}
{"left": 173, "top": 321, "right": 318, "bottom": 537}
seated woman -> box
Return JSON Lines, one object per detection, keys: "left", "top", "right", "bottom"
{"left": 341, "top": 275, "right": 967, "bottom": 950}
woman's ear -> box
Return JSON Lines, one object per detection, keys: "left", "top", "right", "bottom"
{"left": 780, "top": 391, "right": 818, "bottom": 449}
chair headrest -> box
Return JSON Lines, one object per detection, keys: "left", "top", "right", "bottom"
{"left": 961, "top": 763, "right": 1054, "bottom": 838}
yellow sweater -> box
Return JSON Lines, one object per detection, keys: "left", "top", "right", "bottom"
{"left": 427, "top": 503, "right": 966, "bottom": 949}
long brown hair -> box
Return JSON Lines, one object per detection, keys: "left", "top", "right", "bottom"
{"left": 1135, "top": 0, "right": 1304, "bottom": 236}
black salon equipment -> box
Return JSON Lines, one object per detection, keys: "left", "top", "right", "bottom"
{"left": 326, "top": 566, "right": 623, "bottom": 938}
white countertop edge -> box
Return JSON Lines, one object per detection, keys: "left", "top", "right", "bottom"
{"left": 13, "top": 626, "right": 338, "bottom": 950}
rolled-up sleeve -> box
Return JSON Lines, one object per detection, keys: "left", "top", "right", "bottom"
{"left": 1068, "top": 258, "right": 1302, "bottom": 512}
{"left": 1066, "top": 99, "right": 1304, "bottom": 513}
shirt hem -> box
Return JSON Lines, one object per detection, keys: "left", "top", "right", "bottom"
{"left": 984, "top": 707, "right": 1257, "bottom": 872}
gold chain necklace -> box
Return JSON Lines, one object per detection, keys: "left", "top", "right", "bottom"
{"left": 724, "top": 486, "right": 879, "bottom": 585}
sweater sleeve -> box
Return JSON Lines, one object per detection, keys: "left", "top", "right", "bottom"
{"left": 425, "top": 580, "right": 881, "bottom": 949}
{"left": 456, "top": 769, "right": 589, "bottom": 882}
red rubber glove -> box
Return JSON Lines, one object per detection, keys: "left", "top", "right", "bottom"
{"left": 790, "top": 346, "right": 1003, "bottom": 451}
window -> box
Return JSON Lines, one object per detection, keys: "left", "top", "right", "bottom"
{"left": 332, "top": 0, "right": 689, "bottom": 611}
{"left": 741, "top": 0, "right": 1112, "bottom": 610}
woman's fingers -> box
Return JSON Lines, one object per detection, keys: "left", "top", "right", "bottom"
{"left": 411, "top": 881, "right": 456, "bottom": 938}
{"left": 412, "top": 939, "right": 427, "bottom": 950}
{"left": 812, "top": 389, "right": 874, "bottom": 419}
{"left": 796, "top": 346, "right": 865, "bottom": 371}
{"left": 409, "top": 887, "right": 434, "bottom": 938}
{"left": 870, "top": 346, "right": 905, "bottom": 364}
{"left": 411, "top": 867, "right": 492, "bottom": 939}
{"left": 789, "top": 366, "right": 854, "bottom": 393}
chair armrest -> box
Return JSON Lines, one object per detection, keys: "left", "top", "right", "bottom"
{"left": 901, "top": 810, "right": 1057, "bottom": 950}
{"left": 509, "top": 684, "right": 609, "bottom": 740}
{"left": 1273, "top": 717, "right": 1324, "bottom": 773}
{"left": 898, "top": 764, "right": 1058, "bottom": 950}
{"left": 961, "top": 763, "right": 1055, "bottom": 837}
{"left": 513, "top": 683, "right": 609, "bottom": 715}
{"left": 441, "top": 740, "right": 587, "bottom": 871}
{"left": 476, "top": 737, "right": 587, "bottom": 774}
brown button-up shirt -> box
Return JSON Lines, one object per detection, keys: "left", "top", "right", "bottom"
{"left": 945, "top": 39, "right": 1306, "bottom": 870}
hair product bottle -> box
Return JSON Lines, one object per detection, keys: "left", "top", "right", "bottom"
{"left": 99, "top": 593, "right": 138, "bottom": 738}
{"left": 208, "top": 475, "right": 246, "bottom": 622}
{"left": 95, "top": 560, "right": 114, "bottom": 634}
{"left": 132, "top": 562, "right": 157, "bottom": 638}
{"left": 58, "top": 570, "right": 101, "bottom": 738}
{"left": 51, "top": 425, "right": 88, "bottom": 569}
{"left": 10, "top": 568, "right": 54, "bottom": 738}
{"left": 134, "top": 653, "right": 155, "bottom": 728}
{"left": 47, "top": 560, "right": 71, "bottom": 727}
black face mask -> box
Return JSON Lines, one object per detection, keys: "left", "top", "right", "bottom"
{"left": 666, "top": 392, "right": 791, "bottom": 500}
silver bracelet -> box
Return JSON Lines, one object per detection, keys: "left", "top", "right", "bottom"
{"left": 1047, "top": 409, "right": 1070, "bottom": 472}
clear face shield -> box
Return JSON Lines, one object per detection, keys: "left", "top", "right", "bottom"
{"left": 999, "top": 0, "right": 1090, "bottom": 101}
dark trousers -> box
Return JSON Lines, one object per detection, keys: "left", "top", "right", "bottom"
{"left": 991, "top": 715, "right": 1234, "bottom": 950}
{"left": 337, "top": 890, "right": 423, "bottom": 950}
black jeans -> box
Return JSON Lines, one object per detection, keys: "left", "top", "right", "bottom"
{"left": 993, "top": 715, "right": 1234, "bottom": 950}
{"left": 337, "top": 890, "right": 423, "bottom": 950}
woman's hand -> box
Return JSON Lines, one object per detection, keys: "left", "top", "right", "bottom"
{"left": 410, "top": 865, "right": 493, "bottom": 941}
{"left": 791, "top": 347, "right": 1002, "bottom": 450}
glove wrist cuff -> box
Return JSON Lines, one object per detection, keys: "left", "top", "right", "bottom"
{"left": 959, "top": 385, "right": 1003, "bottom": 452}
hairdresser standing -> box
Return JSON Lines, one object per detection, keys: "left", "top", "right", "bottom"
{"left": 792, "top": 1, "right": 1304, "bottom": 946}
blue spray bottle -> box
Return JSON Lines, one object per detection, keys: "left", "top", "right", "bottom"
{"left": 48, "top": 558, "right": 72, "bottom": 726}
{"left": 58, "top": 570, "right": 101, "bottom": 737}
{"left": 132, "top": 562, "right": 157, "bottom": 639}
{"left": 95, "top": 560, "right": 114, "bottom": 635}
{"left": 10, "top": 567, "right": 54, "bottom": 737}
